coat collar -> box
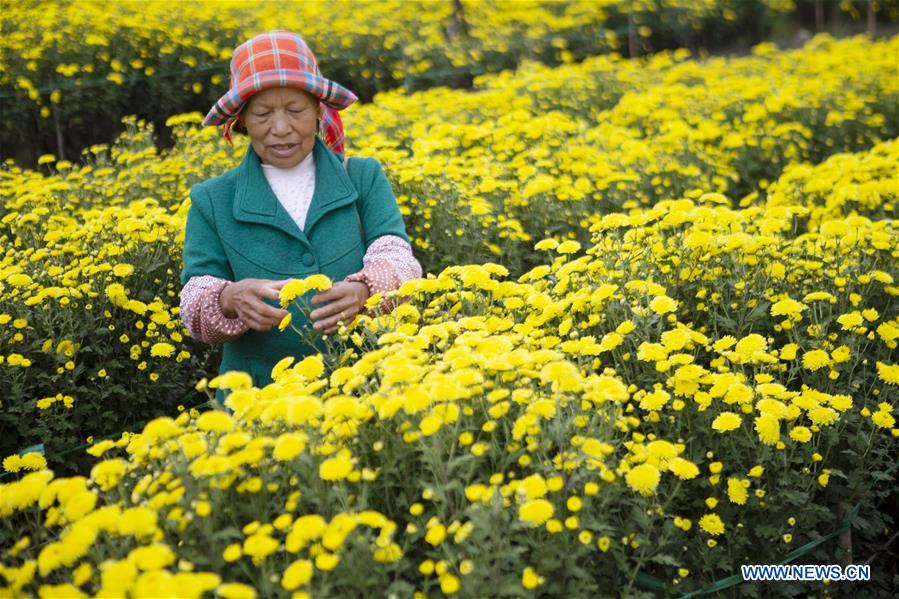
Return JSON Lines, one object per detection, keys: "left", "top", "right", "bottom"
{"left": 232, "top": 137, "right": 358, "bottom": 247}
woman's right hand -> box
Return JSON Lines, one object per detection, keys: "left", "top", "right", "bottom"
{"left": 219, "top": 278, "right": 291, "bottom": 332}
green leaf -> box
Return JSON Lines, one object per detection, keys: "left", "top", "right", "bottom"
{"left": 648, "top": 553, "right": 681, "bottom": 567}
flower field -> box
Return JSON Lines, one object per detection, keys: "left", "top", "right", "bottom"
{"left": 3, "top": 0, "right": 795, "bottom": 130}
{"left": 3, "top": 0, "right": 751, "bottom": 101}
{"left": 2, "top": 31, "right": 898, "bottom": 598}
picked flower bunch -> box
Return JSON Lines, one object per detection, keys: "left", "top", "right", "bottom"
{"left": 277, "top": 274, "right": 334, "bottom": 333}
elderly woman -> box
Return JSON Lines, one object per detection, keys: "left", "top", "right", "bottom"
{"left": 179, "top": 31, "right": 421, "bottom": 402}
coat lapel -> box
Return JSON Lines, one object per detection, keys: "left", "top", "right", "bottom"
{"left": 231, "top": 138, "right": 358, "bottom": 247}
{"left": 303, "top": 137, "right": 359, "bottom": 234}
{"left": 232, "top": 143, "right": 311, "bottom": 251}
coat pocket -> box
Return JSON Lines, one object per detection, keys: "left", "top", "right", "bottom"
{"left": 246, "top": 357, "right": 274, "bottom": 390}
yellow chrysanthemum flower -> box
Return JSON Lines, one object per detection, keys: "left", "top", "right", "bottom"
{"left": 518, "top": 499, "right": 554, "bottom": 526}
{"left": 698, "top": 513, "right": 725, "bottom": 536}
{"left": 625, "top": 463, "right": 661, "bottom": 496}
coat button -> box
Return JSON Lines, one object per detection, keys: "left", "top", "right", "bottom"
{"left": 302, "top": 253, "right": 315, "bottom": 267}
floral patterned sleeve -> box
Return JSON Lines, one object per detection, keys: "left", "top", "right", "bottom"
{"left": 181, "top": 235, "right": 420, "bottom": 338}
{"left": 345, "top": 235, "right": 422, "bottom": 312}
{"left": 179, "top": 275, "right": 249, "bottom": 343}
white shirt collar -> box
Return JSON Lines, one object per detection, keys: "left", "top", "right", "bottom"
{"left": 260, "top": 149, "right": 315, "bottom": 177}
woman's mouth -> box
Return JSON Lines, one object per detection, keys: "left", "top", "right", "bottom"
{"left": 268, "top": 143, "right": 298, "bottom": 157}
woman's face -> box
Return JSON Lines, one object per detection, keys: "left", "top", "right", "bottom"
{"left": 239, "top": 87, "right": 323, "bottom": 168}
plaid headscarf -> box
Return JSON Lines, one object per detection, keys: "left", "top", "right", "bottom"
{"left": 205, "top": 31, "right": 356, "bottom": 153}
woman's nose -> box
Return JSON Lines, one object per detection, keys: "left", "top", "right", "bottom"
{"left": 271, "top": 111, "right": 291, "bottom": 135}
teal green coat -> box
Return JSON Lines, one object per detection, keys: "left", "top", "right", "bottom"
{"left": 181, "top": 137, "right": 410, "bottom": 404}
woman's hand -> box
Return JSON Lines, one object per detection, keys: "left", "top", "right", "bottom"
{"left": 219, "top": 278, "right": 291, "bottom": 332}
{"left": 309, "top": 281, "right": 370, "bottom": 334}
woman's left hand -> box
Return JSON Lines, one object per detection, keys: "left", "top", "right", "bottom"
{"left": 309, "top": 281, "right": 370, "bottom": 334}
